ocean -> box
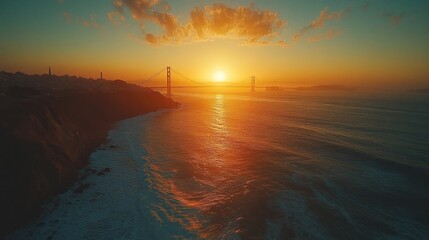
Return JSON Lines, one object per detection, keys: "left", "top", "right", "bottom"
{"left": 8, "top": 90, "right": 429, "bottom": 239}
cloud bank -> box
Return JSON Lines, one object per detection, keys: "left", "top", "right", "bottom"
{"left": 109, "top": 0, "right": 287, "bottom": 46}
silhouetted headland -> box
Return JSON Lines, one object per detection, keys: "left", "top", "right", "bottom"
{"left": 295, "top": 84, "right": 356, "bottom": 91}
{"left": 0, "top": 71, "right": 178, "bottom": 236}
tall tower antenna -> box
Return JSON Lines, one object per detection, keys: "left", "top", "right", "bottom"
{"left": 167, "top": 66, "right": 171, "bottom": 97}
{"left": 251, "top": 76, "right": 256, "bottom": 92}
{"left": 49, "top": 66, "right": 52, "bottom": 76}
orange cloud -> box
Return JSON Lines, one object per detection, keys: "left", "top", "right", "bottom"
{"left": 111, "top": 1, "right": 287, "bottom": 46}
{"left": 294, "top": 7, "right": 350, "bottom": 42}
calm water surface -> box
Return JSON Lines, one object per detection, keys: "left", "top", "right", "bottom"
{"left": 142, "top": 91, "right": 429, "bottom": 239}
{"left": 9, "top": 90, "right": 429, "bottom": 239}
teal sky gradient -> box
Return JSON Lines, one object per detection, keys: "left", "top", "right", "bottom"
{"left": 1, "top": 0, "right": 428, "bottom": 89}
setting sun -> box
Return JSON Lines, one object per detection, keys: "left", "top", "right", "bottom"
{"left": 1, "top": 1, "right": 429, "bottom": 239}
{"left": 213, "top": 70, "right": 226, "bottom": 82}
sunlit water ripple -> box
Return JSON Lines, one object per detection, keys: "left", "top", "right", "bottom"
{"left": 8, "top": 91, "right": 429, "bottom": 239}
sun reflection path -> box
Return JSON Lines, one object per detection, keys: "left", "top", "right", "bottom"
{"left": 161, "top": 94, "right": 250, "bottom": 239}
{"left": 212, "top": 94, "right": 226, "bottom": 131}
{"left": 209, "top": 94, "right": 229, "bottom": 153}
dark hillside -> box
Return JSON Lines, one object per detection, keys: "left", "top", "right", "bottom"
{"left": 0, "top": 71, "right": 178, "bottom": 236}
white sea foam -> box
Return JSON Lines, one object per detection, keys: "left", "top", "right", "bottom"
{"left": 7, "top": 92, "right": 429, "bottom": 239}
{"left": 7, "top": 112, "right": 194, "bottom": 240}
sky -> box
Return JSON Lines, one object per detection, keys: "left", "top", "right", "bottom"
{"left": 0, "top": 0, "right": 428, "bottom": 89}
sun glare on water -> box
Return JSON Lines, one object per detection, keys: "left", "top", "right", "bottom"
{"left": 213, "top": 70, "right": 226, "bottom": 82}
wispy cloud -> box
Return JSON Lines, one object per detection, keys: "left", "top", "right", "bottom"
{"left": 107, "top": 11, "right": 125, "bottom": 25}
{"left": 294, "top": 7, "right": 350, "bottom": 42}
{"left": 307, "top": 28, "right": 340, "bottom": 43}
{"left": 62, "top": 12, "right": 103, "bottom": 29}
{"left": 276, "top": 40, "right": 288, "bottom": 47}
{"left": 81, "top": 15, "right": 103, "bottom": 29}
{"left": 112, "top": 0, "right": 172, "bottom": 21}
{"left": 110, "top": 1, "right": 287, "bottom": 46}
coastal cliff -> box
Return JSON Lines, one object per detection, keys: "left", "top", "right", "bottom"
{"left": 0, "top": 72, "right": 178, "bottom": 236}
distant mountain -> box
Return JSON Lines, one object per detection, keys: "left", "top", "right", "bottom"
{"left": 295, "top": 84, "right": 356, "bottom": 91}
{"left": 409, "top": 89, "right": 429, "bottom": 93}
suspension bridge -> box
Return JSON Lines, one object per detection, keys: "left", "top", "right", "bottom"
{"left": 134, "top": 66, "right": 259, "bottom": 97}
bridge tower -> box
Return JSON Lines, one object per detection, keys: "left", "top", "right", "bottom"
{"left": 167, "top": 66, "right": 172, "bottom": 97}
{"left": 251, "top": 76, "right": 256, "bottom": 92}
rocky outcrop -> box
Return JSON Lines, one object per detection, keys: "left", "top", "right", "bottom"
{"left": 0, "top": 72, "right": 178, "bottom": 236}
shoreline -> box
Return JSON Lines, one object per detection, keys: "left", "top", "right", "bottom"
{"left": 5, "top": 113, "right": 164, "bottom": 239}
{"left": 0, "top": 71, "right": 178, "bottom": 237}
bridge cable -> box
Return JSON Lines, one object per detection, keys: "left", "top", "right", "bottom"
{"left": 143, "top": 67, "right": 166, "bottom": 82}
{"left": 171, "top": 68, "right": 211, "bottom": 86}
